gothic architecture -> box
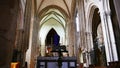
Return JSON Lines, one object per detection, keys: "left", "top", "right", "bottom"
{"left": 0, "top": 0, "right": 120, "bottom": 68}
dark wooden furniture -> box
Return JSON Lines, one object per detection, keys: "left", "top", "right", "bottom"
{"left": 36, "top": 57, "right": 77, "bottom": 68}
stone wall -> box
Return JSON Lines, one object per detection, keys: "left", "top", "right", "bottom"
{"left": 0, "top": 0, "right": 19, "bottom": 68}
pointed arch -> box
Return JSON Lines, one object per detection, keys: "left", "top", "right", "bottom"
{"left": 38, "top": 5, "right": 69, "bottom": 19}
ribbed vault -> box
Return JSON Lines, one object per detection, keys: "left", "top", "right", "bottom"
{"left": 36, "top": 0, "right": 76, "bottom": 46}
{"left": 35, "top": 0, "right": 75, "bottom": 17}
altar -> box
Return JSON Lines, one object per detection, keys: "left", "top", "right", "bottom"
{"left": 36, "top": 57, "right": 77, "bottom": 68}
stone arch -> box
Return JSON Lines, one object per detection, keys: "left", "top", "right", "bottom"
{"left": 87, "top": 4, "right": 98, "bottom": 33}
{"left": 87, "top": 3, "right": 108, "bottom": 66}
{"left": 40, "top": 17, "right": 65, "bottom": 30}
{"left": 92, "top": 8, "right": 100, "bottom": 39}
{"left": 38, "top": 5, "right": 69, "bottom": 20}
{"left": 39, "top": 18, "right": 65, "bottom": 56}
{"left": 37, "top": 5, "right": 69, "bottom": 56}
{"left": 39, "top": 17, "right": 65, "bottom": 41}
{"left": 86, "top": 4, "right": 99, "bottom": 50}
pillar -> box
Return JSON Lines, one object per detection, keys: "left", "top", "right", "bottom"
{"left": 40, "top": 38, "right": 46, "bottom": 56}
{"left": 113, "top": 0, "right": 120, "bottom": 28}
{"left": 0, "top": 0, "right": 19, "bottom": 68}
{"left": 67, "top": 19, "right": 74, "bottom": 57}
{"left": 86, "top": 32, "right": 93, "bottom": 65}
{"left": 100, "top": 1, "right": 118, "bottom": 62}
{"left": 41, "top": 45, "right": 46, "bottom": 56}
{"left": 86, "top": 32, "right": 93, "bottom": 51}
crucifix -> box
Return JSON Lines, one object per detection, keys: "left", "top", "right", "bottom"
{"left": 51, "top": 45, "right": 68, "bottom": 68}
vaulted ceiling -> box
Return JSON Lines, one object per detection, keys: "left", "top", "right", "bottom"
{"left": 35, "top": 0, "right": 76, "bottom": 18}
{"left": 34, "top": 0, "right": 76, "bottom": 31}
{"left": 35, "top": 0, "right": 76, "bottom": 44}
{"left": 34, "top": 0, "right": 76, "bottom": 29}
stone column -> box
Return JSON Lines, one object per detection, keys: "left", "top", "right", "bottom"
{"left": 78, "top": 0, "right": 87, "bottom": 50}
{"left": 85, "top": 52, "right": 89, "bottom": 67}
{"left": 0, "top": 0, "right": 19, "bottom": 68}
{"left": 41, "top": 45, "right": 46, "bottom": 56}
{"left": 40, "top": 38, "right": 46, "bottom": 56}
{"left": 68, "top": 19, "right": 74, "bottom": 57}
{"left": 106, "top": 12, "right": 118, "bottom": 61}
{"left": 86, "top": 32, "right": 93, "bottom": 51}
{"left": 25, "top": 0, "right": 34, "bottom": 68}
{"left": 113, "top": 0, "right": 120, "bottom": 28}
{"left": 88, "top": 52, "right": 91, "bottom": 66}
{"left": 90, "top": 33, "right": 94, "bottom": 50}
{"left": 100, "top": 0, "right": 118, "bottom": 62}
{"left": 23, "top": 0, "right": 32, "bottom": 52}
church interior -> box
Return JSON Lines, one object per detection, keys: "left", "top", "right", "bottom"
{"left": 0, "top": 0, "right": 120, "bottom": 68}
